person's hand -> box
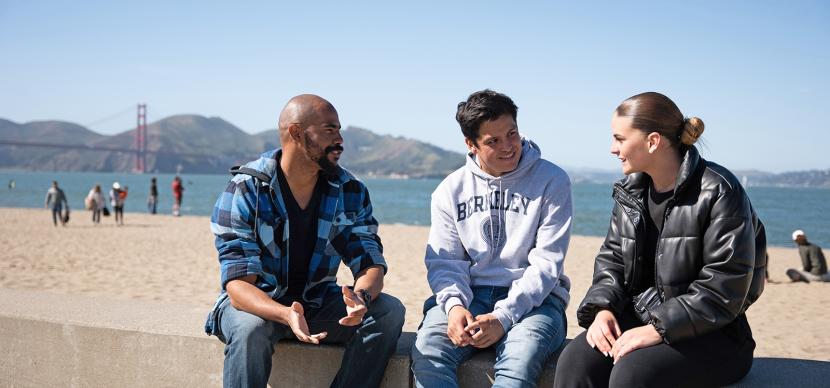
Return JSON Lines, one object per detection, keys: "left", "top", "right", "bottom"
{"left": 611, "top": 324, "right": 662, "bottom": 364}
{"left": 287, "top": 302, "right": 327, "bottom": 344}
{"left": 586, "top": 309, "right": 621, "bottom": 356}
{"left": 338, "top": 286, "right": 368, "bottom": 326}
{"left": 447, "top": 306, "right": 475, "bottom": 347}
{"left": 466, "top": 313, "right": 505, "bottom": 349}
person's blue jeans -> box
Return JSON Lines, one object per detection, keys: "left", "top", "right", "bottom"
{"left": 215, "top": 290, "right": 406, "bottom": 388}
{"left": 411, "top": 286, "right": 567, "bottom": 388}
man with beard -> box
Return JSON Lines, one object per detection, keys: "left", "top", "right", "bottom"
{"left": 205, "top": 94, "right": 405, "bottom": 388}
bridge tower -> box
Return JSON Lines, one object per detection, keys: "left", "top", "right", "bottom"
{"left": 135, "top": 104, "right": 147, "bottom": 173}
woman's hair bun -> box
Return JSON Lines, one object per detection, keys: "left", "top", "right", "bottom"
{"left": 680, "top": 116, "right": 705, "bottom": 145}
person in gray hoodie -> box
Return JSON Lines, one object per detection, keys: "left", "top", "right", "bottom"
{"left": 411, "top": 89, "right": 572, "bottom": 387}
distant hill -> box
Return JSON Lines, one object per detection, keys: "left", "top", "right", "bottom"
{"left": 3, "top": 116, "right": 827, "bottom": 186}
{"left": 0, "top": 118, "right": 111, "bottom": 171}
{"left": 562, "top": 167, "right": 623, "bottom": 184}
{"left": 562, "top": 166, "right": 830, "bottom": 188}
{"left": 734, "top": 169, "right": 830, "bottom": 188}
{"left": 249, "top": 126, "right": 464, "bottom": 178}
{"left": 0, "top": 115, "right": 464, "bottom": 178}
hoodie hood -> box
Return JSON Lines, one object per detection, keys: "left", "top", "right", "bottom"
{"left": 465, "top": 138, "right": 541, "bottom": 182}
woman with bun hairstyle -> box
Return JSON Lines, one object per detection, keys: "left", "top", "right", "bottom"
{"left": 553, "top": 92, "right": 766, "bottom": 387}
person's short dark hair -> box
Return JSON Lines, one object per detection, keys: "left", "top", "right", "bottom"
{"left": 456, "top": 89, "right": 518, "bottom": 145}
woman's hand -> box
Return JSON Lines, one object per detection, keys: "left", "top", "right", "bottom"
{"left": 611, "top": 324, "right": 662, "bottom": 364}
{"left": 586, "top": 309, "right": 621, "bottom": 356}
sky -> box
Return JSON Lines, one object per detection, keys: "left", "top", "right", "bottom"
{"left": 1, "top": 1, "right": 828, "bottom": 173}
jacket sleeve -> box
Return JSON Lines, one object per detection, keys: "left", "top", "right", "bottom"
{"left": 492, "top": 176, "right": 572, "bottom": 331}
{"left": 649, "top": 186, "right": 757, "bottom": 344}
{"left": 210, "top": 179, "right": 264, "bottom": 290}
{"left": 576, "top": 202, "right": 630, "bottom": 328}
{"left": 340, "top": 184, "right": 388, "bottom": 276}
{"left": 425, "top": 187, "right": 473, "bottom": 315}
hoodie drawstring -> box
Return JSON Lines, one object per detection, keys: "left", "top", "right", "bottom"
{"left": 485, "top": 178, "right": 494, "bottom": 263}
{"left": 498, "top": 179, "right": 507, "bottom": 255}
{"left": 485, "top": 178, "right": 508, "bottom": 263}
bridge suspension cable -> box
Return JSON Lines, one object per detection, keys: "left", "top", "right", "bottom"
{"left": 83, "top": 105, "right": 136, "bottom": 129}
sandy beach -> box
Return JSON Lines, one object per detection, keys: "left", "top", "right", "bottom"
{"left": 1, "top": 207, "right": 826, "bottom": 361}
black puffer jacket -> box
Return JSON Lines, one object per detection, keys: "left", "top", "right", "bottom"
{"left": 577, "top": 146, "right": 766, "bottom": 344}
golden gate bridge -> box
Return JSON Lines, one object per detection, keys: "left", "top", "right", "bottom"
{"left": 0, "top": 104, "right": 212, "bottom": 173}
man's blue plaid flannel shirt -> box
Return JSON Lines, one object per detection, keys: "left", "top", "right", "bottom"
{"left": 205, "top": 149, "right": 387, "bottom": 335}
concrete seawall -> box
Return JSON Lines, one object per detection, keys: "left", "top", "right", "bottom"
{"left": 1, "top": 289, "right": 827, "bottom": 387}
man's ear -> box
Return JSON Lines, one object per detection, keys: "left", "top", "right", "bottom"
{"left": 647, "top": 132, "right": 662, "bottom": 153}
{"left": 288, "top": 123, "right": 302, "bottom": 142}
{"left": 465, "top": 138, "right": 477, "bottom": 154}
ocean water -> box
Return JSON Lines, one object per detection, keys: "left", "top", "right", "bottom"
{"left": 1, "top": 170, "right": 827, "bottom": 249}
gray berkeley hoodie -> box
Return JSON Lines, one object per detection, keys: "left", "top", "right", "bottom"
{"left": 425, "top": 138, "right": 572, "bottom": 331}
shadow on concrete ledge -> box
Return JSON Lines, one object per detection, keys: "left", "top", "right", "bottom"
{"left": 727, "top": 358, "right": 830, "bottom": 388}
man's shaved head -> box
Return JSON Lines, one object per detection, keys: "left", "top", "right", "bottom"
{"left": 277, "top": 94, "right": 343, "bottom": 175}
{"left": 278, "top": 94, "right": 337, "bottom": 134}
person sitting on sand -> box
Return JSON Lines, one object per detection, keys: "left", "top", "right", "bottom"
{"left": 411, "top": 89, "right": 573, "bottom": 387}
{"left": 204, "top": 94, "right": 405, "bottom": 388}
{"left": 786, "top": 230, "right": 829, "bottom": 283}
{"left": 554, "top": 92, "right": 767, "bottom": 388}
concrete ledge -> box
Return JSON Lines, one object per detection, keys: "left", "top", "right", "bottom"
{"left": 1, "top": 289, "right": 828, "bottom": 387}
{"left": 0, "top": 315, "right": 225, "bottom": 387}
{"left": 0, "top": 289, "right": 410, "bottom": 387}
{"left": 726, "top": 358, "right": 830, "bottom": 388}
{"left": 266, "top": 333, "right": 412, "bottom": 387}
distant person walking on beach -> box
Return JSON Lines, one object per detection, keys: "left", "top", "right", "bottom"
{"left": 554, "top": 92, "right": 767, "bottom": 388}
{"left": 86, "top": 184, "right": 105, "bottom": 224}
{"left": 204, "top": 94, "right": 404, "bottom": 388}
{"left": 411, "top": 90, "right": 572, "bottom": 387}
{"left": 171, "top": 176, "right": 184, "bottom": 216}
{"left": 786, "top": 230, "right": 829, "bottom": 282}
{"left": 44, "top": 180, "right": 68, "bottom": 227}
{"left": 148, "top": 177, "right": 158, "bottom": 214}
{"left": 109, "top": 182, "right": 125, "bottom": 225}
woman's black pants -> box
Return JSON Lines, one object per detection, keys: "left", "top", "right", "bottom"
{"left": 553, "top": 308, "right": 755, "bottom": 388}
